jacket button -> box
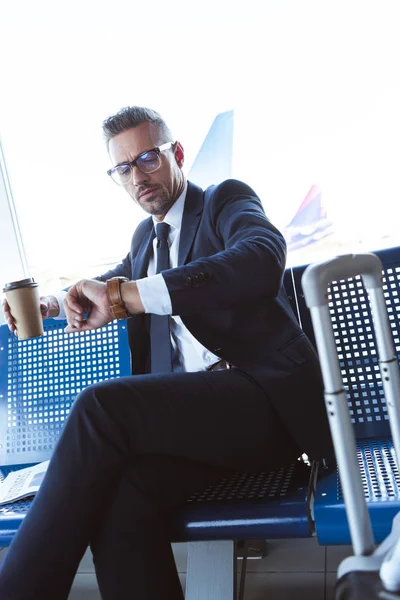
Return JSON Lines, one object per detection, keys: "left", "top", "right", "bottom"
{"left": 184, "top": 277, "right": 192, "bottom": 287}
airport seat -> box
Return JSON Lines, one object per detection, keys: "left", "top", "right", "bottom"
{"left": 293, "top": 246, "right": 400, "bottom": 547}
{"left": 0, "top": 266, "right": 315, "bottom": 600}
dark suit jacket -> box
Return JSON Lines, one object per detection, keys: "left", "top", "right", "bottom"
{"left": 98, "top": 179, "right": 332, "bottom": 460}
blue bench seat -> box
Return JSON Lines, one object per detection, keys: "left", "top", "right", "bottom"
{"left": 169, "top": 460, "right": 313, "bottom": 542}
{"left": 0, "top": 460, "right": 313, "bottom": 548}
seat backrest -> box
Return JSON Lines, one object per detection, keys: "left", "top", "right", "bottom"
{"left": 293, "top": 246, "right": 400, "bottom": 440}
{"left": 0, "top": 319, "right": 131, "bottom": 466}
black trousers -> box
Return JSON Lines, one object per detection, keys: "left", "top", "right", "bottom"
{"left": 0, "top": 368, "right": 301, "bottom": 600}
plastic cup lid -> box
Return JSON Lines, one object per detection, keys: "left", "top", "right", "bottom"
{"left": 3, "top": 278, "right": 38, "bottom": 292}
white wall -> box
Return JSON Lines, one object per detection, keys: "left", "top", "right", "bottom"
{"left": 0, "top": 141, "right": 29, "bottom": 323}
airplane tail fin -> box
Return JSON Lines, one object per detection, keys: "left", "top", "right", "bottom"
{"left": 286, "top": 185, "right": 325, "bottom": 228}
{"left": 187, "top": 110, "right": 234, "bottom": 189}
{"left": 284, "top": 185, "right": 333, "bottom": 251}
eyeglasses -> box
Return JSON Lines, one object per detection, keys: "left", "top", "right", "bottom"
{"left": 107, "top": 142, "right": 174, "bottom": 186}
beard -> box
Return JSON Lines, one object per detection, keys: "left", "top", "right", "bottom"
{"left": 135, "top": 185, "right": 175, "bottom": 217}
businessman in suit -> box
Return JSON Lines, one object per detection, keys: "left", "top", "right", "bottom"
{"left": 1, "top": 106, "right": 332, "bottom": 599}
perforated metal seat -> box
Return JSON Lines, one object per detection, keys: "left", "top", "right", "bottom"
{"left": 169, "top": 460, "right": 314, "bottom": 542}
{"left": 315, "top": 438, "right": 400, "bottom": 544}
{"left": 0, "top": 460, "right": 313, "bottom": 548}
{"left": 295, "top": 246, "right": 400, "bottom": 546}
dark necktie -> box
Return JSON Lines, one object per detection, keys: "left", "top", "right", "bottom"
{"left": 150, "top": 222, "right": 173, "bottom": 373}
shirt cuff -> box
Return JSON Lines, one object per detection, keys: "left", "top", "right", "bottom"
{"left": 135, "top": 274, "right": 172, "bottom": 315}
{"left": 53, "top": 291, "right": 68, "bottom": 319}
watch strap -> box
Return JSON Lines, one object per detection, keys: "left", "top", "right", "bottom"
{"left": 106, "top": 277, "right": 130, "bottom": 320}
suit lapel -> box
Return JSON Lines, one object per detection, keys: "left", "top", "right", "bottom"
{"left": 178, "top": 181, "right": 204, "bottom": 266}
{"left": 132, "top": 219, "right": 155, "bottom": 280}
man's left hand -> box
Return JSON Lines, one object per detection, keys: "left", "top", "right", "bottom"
{"left": 64, "top": 279, "right": 112, "bottom": 333}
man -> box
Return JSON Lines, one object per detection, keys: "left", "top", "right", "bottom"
{"left": 1, "top": 106, "right": 332, "bottom": 599}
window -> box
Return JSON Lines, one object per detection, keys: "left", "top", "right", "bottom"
{"left": 1, "top": 1, "right": 400, "bottom": 295}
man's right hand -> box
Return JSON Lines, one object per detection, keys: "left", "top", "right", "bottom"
{"left": 2, "top": 296, "right": 60, "bottom": 334}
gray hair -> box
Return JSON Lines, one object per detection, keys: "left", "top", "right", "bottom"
{"left": 102, "top": 106, "right": 173, "bottom": 147}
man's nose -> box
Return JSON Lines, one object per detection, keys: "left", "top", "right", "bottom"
{"left": 131, "top": 166, "right": 149, "bottom": 186}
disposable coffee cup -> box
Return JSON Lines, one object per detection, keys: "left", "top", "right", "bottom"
{"left": 3, "top": 278, "right": 44, "bottom": 340}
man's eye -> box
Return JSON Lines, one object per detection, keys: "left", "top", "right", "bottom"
{"left": 117, "top": 165, "right": 131, "bottom": 177}
{"left": 139, "top": 151, "right": 158, "bottom": 167}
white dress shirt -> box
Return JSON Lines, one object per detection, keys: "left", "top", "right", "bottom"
{"left": 56, "top": 183, "right": 220, "bottom": 372}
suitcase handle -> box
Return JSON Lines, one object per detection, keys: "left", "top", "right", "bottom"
{"left": 302, "top": 253, "right": 382, "bottom": 308}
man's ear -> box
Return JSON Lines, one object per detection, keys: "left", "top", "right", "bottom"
{"left": 174, "top": 142, "right": 184, "bottom": 167}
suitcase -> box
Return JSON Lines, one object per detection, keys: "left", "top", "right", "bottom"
{"left": 301, "top": 253, "right": 400, "bottom": 599}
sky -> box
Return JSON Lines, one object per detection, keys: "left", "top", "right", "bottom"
{"left": 1, "top": 0, "right": 400, "bottom": 281}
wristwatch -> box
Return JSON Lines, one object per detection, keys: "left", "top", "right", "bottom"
{"left": 106, "top": 277, "right": 130, "bottom": 320}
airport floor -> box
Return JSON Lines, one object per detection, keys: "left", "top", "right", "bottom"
{"left": 0, "top": 537, "right": 351, "bottom": 599}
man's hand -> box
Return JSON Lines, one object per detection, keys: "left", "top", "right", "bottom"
{"left": 2, "top": 296, "right": 60, "bottom": 334}
{"left": 63, "top": 279, "right": 113, "bottom": 333}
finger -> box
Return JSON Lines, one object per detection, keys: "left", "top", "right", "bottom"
{"left": 63, "top": 294, "right": 85, "bottom": 318}
{"left": 64, "top": 308, "right": 88, "bottom": 331}
{"left": 2, "top": 308, "right": 16, "bottom": 334}
{"left": 4, "top": 307, "right": 13, "bottom": 321}
{"left": 4, "top": 309, "right": 16, "bottom": 332}
{"left": 63, "top": 307, "right": 84, "bottom": 331}
{"left": 40, "top": 300, "right": 50, "bottom": 318}
{"left": 68, "top": 316, "right": 85, "bottom": 330}
{"left": 2, "top": 301, "right": 11, "bottom": 318}
{"left": 64, "top": 321, "right": 91, "bottom": 334}
{"left": 65, "top": 311, "right": 85, "bottom": 325}
{"left": 8, "top": 322, "right": 16, "bottom": 333}
{"left": 64, "top": 324, "right": 78, "bottom": 334}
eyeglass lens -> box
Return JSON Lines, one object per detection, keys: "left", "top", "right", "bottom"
{"left": 137, "top": 150, "right": 160, "bottom": 173}
{"left": 112, "top": 150, "right": 161, "bottom": 184}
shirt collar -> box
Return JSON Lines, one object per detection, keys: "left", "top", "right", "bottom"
{"left": 152, "top": 180, "right": 188, "bottom": 232}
